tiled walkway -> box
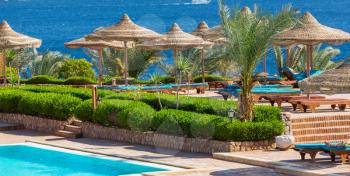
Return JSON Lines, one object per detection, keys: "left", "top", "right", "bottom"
{"left": 214, "top": 149, "right": 350, "bottom": 175}
{"left": 0, "top": 130, "right": 287, "bottom": 176}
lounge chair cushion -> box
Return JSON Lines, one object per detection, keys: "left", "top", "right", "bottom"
{"left": 295, "top": 143, "right": 326, "bottom": 150}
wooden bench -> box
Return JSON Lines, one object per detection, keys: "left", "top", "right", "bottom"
{"left": 298, "top": 99, "right": 350, "bottom": 113}
{"left": 328, "top": 150, "right": 350, "bottom": 164}
{"left": 267, "top": 95, "right": 325, "bottom": 109}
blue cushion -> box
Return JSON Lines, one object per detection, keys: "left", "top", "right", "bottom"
{"left": 295, "top": 143, "right": 326, "bottom": 150}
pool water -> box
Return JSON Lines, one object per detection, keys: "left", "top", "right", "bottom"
{"left": 0, "top": 144, "right": 173, "bottom": 176}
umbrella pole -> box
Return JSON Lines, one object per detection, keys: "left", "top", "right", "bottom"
{"left": 2, "top": 52, "right": 6, "bottom": 85}
{"left": 124, "top": 41, "right": 128, "bottom": 85}
{"left": 98, "top": 48, "right": 103, "bottom": 86}
{"left": 306, "top": 45, "right": 313, "bottom": 77}
{"left": 285, "top": 45, "right": 291, "bottom": 66}
{"left": 173, "top": 49, "right": 177, "bottom": 83}
{"left": 201, "top": 48, "right": 205, "bottom": 83}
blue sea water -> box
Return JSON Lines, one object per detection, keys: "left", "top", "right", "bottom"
{"left": 0, "top": 144, "right": 168, "bottom": 175}
{"left": 0, "top": 0, "right": 350, "bottom": 75}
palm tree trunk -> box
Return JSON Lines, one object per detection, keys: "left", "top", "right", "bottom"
{"left": 239, "top": 76, "right": 254, "bottom": 121}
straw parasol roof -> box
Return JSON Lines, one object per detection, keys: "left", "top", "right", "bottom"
{"left": 191, "top": 21, "right": 210, "bottom": 38}
{"left": 85, "top": 14, "right": 161, "bottom": 42}
{"left": 299, "top": 58, "right": 350, "bottom": 94}
{"left": 0, "top": 20, "right": 41, "bottom": 50}
{"left": 274, "top": 12, "right": 350, "bottom": 45}
{"left": 64, "top": 37, "right": 134, "bottom": 50}
{"left": 138, "top": 23, "right": 208, "bottom": 51}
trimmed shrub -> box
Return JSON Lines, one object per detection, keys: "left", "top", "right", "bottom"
{"left": 158, "top": 76, "right": 175, "bottom": 84}
{"left": 214, "top": 120, "right": 284, "bottom": 141}
{"left": 153, "top": 109, "right": 224, "bottom": 138}
{"left": 18, "top": 85, "right": 92, "bottom": 100}
{"left": 22, "top": 75, "right": 63, "bottom": 85}
{"left": 103, "top": 77, "right": 136, "bottom": 85}
{"left": 106, "top": 92, "right": 236, "bottom": 116}
{"left": 17, "top": 93, "right": 82, "bottom": 120}
{"left": 92, "top": 99, "right": 134, "bottom": 126}
{"left": 117, "top": 102, "right": 155, "bottom": 132}
{"left": 193, "top": 74, "right": 228, "bottom": 83}
{"left": 63, "top": 77, "right": 96, "bottom": 85}
{"left": 0, "top": 90, "right": 30, "bottom": 113}
{"left": 74, "top": 100, "right": 94, "bottom": 121}
{"left": 253, "top": 106, "right": 281, "bottom": 122}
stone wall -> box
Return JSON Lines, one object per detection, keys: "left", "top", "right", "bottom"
{"left": 0, "top": 113, "right": 276, "bottom": 154}
{"left": 82, "top": 122, "right": 276, "bottom": 153}
{"left": 0, "top": 113, "right": 66, "bottom": 133}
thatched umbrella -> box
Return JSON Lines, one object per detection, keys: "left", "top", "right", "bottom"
{"left": 86, "top": 14, "right": 161, "bottom": 85}
{"left": 274, "top": 12, "right": 350, "bottom": 76}
{"left": 191, "top": 21, "right": 213, "bottom": 83}
{"left": 299, "top": 58, "right": 350, "bottom": 94}
{"left": 0, "top": 20, "right": 41, "bottom": 85}
{"left": 138, "top": 23, "right": 211, "bottom": 84}
{"left": 64, "top": 37, "right": 134, "bottom": 85}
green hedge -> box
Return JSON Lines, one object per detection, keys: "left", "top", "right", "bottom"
{"left": 214, "top": 120, "right": 284, "bottom": 141}
{"left": 74, "top": 100, "right": 94, "bottom": 122}
{"left": 117, "top": 102, "right": 155, "bottom": 132}
{"left": 253, "top": 105, "right": 282, "bottom": 122}
{"left": 193, "top": 74, "right": 228, "bottom": 83}
{"left": 63, "top": 77, "right": 96, "bottom": 85}
{"left": 22, "top": 75, "right": 63, "bottom": 85}
{"left": 106, "top": 92, "right": 236, "bottom": 116}
{"left": 0, "top": 89, "right": 81, "bottom": 120}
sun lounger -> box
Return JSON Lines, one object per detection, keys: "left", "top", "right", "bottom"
{"left": 168, "top": 83, "right": 209, "bottom": 94}
{"left": 294, "top": 143, "right": 326, "bottom": 161}
{"left": 295, "top": 142, "right": 350, "bottom": 163}
{"left": 218, "top": 86, "right": 301, "bottom": 101}
{"left": 298, "top": 99, "right": 350, "bottom": 113}
{"left": 282, "top": 67, "right": 322, "bottom": 82}
{"left": 323, "top": 146, "right": 350, "bottom": 164}
{"left": 266, "top": 95, "right": 325, "bottom": 108}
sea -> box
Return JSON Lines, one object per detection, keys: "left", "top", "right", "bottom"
{"left": 0, "top": 0, "right": 349, "bottom": 76}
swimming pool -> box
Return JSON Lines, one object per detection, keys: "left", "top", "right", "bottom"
{"left": 0, "top": 143, "right": 179, "bottom": 176}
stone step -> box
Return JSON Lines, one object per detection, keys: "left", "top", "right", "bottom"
{"left": 0, "top": 123, "right": 24, "bottom": 131}
{"left": 71, "top": 120, "right": 82, "bottom": 127}
{"left": 294, "top": 133, "right": 349, "bottom": 143}
{"left": 293, "top": 126, "right": 350, "bottom": 136}
{"left": 292, "top": 120, "right": 350, "bottom": 129}
{"left": 55, "top": 130, "right": 81, "bottom": 138}
{"left": 291, "top": 115, "right": 350, "bottom": 123}
{"left": 64, "top": 125, "right": 82, "bottom": 134}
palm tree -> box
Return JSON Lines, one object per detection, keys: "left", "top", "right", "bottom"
{"left": 29, "top": 51, "right": 68, "bottom": 77}
{"left": 6, "top": 49, "right": 35, "bottom": 83}
{"left": 84, "top": 48, "right": 161, "bottom": 78}
{"left": 274, "top": 44, "right": 341, "bottom": 74}
{"left": 219, "top": 1, "right": 299, "bottom": 121}
{"left": 206, "top": 45, "right": 237, "bottom": 77}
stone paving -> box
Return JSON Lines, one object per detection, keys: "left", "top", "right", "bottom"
{"left": 0, "top": 130, "right": 288, "bottom": 176}
{"left": 215, "top": 149, "right": 350, "bottom": 175}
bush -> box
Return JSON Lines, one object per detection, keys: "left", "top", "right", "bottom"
{"left": 193, "top": 74, "right": 228, "bottom": 83}
{"left": 17, "top": 92, "right": 82, "bottom": 120}
{"left": 158, "top": 76, "right": 175, "bottom": 84}
{"left": 74, "top": 100, "right": 94, "bottom": 121}
{"left": 18, "top": 85, "right": 92, "bottom": 100}
{"left": 22, "top": 75, "right": 63, "bottom": 85}
{"left": 64, "top": 77, "right": 96, "bottom": 85}
{"left": 117, "top": 102, "right": 155, "bottom": 132}
{"left": 253, "top": 106, "right": 281, "bottom": 122}
{"left": 0, "top": 90, "right": 29, "bottom": 113}
{"left": 153, "top": 109, "right": 224, "bottom": 138}
{"left": 214, "top": 120, "right": 284, "bottom": 141}
{"left": 92, "top": 99, "right": 134, "bottom": 126}
{"left": 103, "top": 77, "right": 136, "bottom": 85}
{"left": 106, "top": 92, "right": 236, "bottom": 116}
{"left": 58, "top": 59, "right": 95, "bottom": 79}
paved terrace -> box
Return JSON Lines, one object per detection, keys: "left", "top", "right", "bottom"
{"left": 0, "top": 129, "right": 287, "bottom": 176}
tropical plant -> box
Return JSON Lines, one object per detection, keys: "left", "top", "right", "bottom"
{"left": 274, "top": 44, "right": 341, "bottom": 74}
{"left": 58, "top": 59, "right": 95, "bottom": 79}
{"left": 84, "top": 48, "right": 161, "bottom": 78}
{"left": 219, "top": 1, "right": 299, "bottom": 120}
{"left": 206, "top": 45, "right": 237, "bottom": 77}
{"left": 29, "top": 51, "right": 68, "bottom": 78}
